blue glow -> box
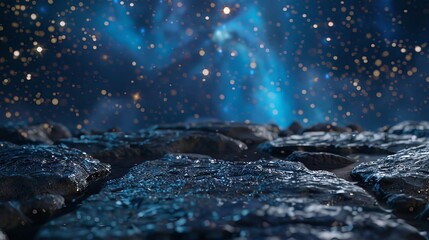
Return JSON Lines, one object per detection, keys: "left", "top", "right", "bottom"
{"left": 96, "top": 1, "right": 295, "bottom": 128}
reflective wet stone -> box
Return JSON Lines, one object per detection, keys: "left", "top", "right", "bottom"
{"left": 351, "top": 145, "right": 429, "bottom": 219}
{"left": 0, "top": 142, "right": 110, "bottom": 229}
{"left": 388, "top": 121, "right": 429, "bottom": 137}
{"left": 0, "top": 122, "right": 71, "bottom": 145}
{"left": 259, "top": 131, "right": 429, "bottom": 157}
{"left": 149, "top": 122, "right": 279, "bottom": 144}
{"left": 59, "top": 132, "right": 145, "bottom": 161}
{"left": 285, "top": 151, "right": 356, "bottom": 170}
{"left": 61, "top": 130, "right": 247, "bottom": 162}
{"left": 36, "top": 155, "right": 423, "bottom": 239}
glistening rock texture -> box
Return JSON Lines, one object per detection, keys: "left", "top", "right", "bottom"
{"left": 352, "top": 145, "right": 429, "bottom": 219}
{"left": 0, "top": 142, "right": 110, "bottom": 230}
{"left": 387, "top": 121, "right": 429, "bottom": 137}
{"left": 60, "top": 130, "right": 248, "bottom": 162}
{"left": 285, "top": 151, "right": 356, "bottom": 170}
{"left": 37, "top": 154, "right": 423, "bottom": 239}
{"left": 150, "top": 122, "right": 279, "bottom": 144}
{"left": 259, "top": 131, "right": 429, "bottom": 157}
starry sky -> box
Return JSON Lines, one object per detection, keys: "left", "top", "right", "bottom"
{"left": 1, "top": 0, "right": 429, "bottom": 131}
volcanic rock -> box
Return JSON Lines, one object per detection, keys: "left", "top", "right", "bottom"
{"left": 279, "top": 121, "right": 303, "bottom": 137}
{"left": 150, "top": 122, "right": 279, "bottom": 144}
{"left": 0, "top": 142, "right": 110, "bottom": 229}
{"left": 0, "top": 122, "right": 71, "bottom": 145}
{"left": 259, "top": 131, "right": 429, "bottom": 157}
{"left": 387, "top": 121, "right": 429, "bottom": 137}
{"left": 351, "top": 145, "right": 429, "bottom": 219}
{"left": 60, "top": 130, "right": 247, "bottom": 162}
{"left": 36, "top": 154, "right": 424, "bottom": 239}
{"left": 285, "top": 151, "right": 356, "bottom": 170}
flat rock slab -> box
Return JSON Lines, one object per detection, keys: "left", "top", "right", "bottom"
{"left": 37, "top": 154, "right": 422, "bottom": 239}
{"left": 150, "top": 122, "right": 279, "bottom": 144}
{"left": 388, "top": 121, "right": 429, "bottom": 137}
{"left": 285, "top": 151, "right": 356, "bottom": 170}
{"left": 0, "top": 122, "right": 71, "bottom": 145}
{"left": 60, "top": 130, "right": 247, "bottom": 162}
{"left": 259, "top": 131, "right": 429, "bottom": 157}
{"left": 0, "top": 142, "right": 110, "bottom": 229}
{"left": 352, "top": 145, "right": 429, "bottom": 218}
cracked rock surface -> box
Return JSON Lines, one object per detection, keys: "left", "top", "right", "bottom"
{"left": 37, "top": 154, "right": 422, "bottom": 240}
{"left": 285, "top": 151, "right": 356, "bottom": 170}
{"left": 0, "top": 142, "right": 110, "bottom": 230}
{"left": 150, "top": 122, "right": 280, "bottom": 144}
{"left": 60, "top": 130, "right": 248, "bottom": 162}
{"left": 259, "top": 131, "right": 429, "bottom": 156}
{"left": 2, "top": 121, "right": 429, "bottom": 239}
{"left": 352, "top": 145, "right": 429, "bottom": 219}
{"left": 387, "top": 121, "right": 429, "bottom": 137}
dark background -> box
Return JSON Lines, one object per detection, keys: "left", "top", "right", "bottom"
{"left": 1, "top": 0, "right": 428, "bottom": 131}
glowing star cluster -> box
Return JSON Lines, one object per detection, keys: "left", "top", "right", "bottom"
{"left": 0, "top": 0, "right": 428, "bottom": 130}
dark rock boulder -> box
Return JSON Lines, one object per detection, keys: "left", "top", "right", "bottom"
{"left": 279, "top": 121, "right": 303, "bottom": 137}
{"left": 60, "top": 130, "right": 247, "bottom": 162}
{"left": 59, "top": 132, "right": 145, "bottom": 161}
{"left": 351, "top": 145, "right": 429, "bottom": 219}
{"left": 140, "top": 130, "right": 248, "bottom": 157}
{"left": 150, "top": 121, "right": 279, "bottom": 144}
{"left": 303, "top": 123, "right": 350, "bottom": 133}
{"left": 36, "top": 155, "right": 424, "bottom": 239}
{"left": 286, "top": 151, "right": 356, "bottom": 170}
{"left": 259, "top": 131, "right": 429, "bottom": 157}
{"left": 0, "top": 122, "right": 71, "bottom": 145}
{"left": 346, "top": 123, "right": 364, "bottom": 132}
{"left": 387, "top": 121, "right": 429, "bottom": 137}
{"left": 0, "top": 142, "right": 110, "bottom": 230}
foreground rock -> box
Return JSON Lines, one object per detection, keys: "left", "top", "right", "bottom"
{"left": 352, "top": 145, "right": 429, "bottom": 219}
{"left": 259, "top": 131, "right": 429, "bottom": 157}
{"left": 285, "top": 151, "right": 356, "bottom": 170}
{"left": 37, "top": 155, "right": 423, "bottom": 239}
{"left": 387, "top": 121, "right": 429, "bottom": 137}
{"left": 0, "top": 142, "right": 110, "bottom": 230}
{"left": 60, "top": 130, "right": 247, "bottom": 162}
{"left": 150, "top": 122, "right": 279, "bottom": 144}
{"left": 0, "top": 122, "right": 71, "bottom": 145}
{"left": 0, "top": 231, "right": 7, "bottom": 240}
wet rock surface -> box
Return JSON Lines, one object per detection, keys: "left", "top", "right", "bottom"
{"left": 352, "top": 145, "right": 429, "bottom": 219}
{"left": 37, "top": 155, "right": 422, "bottom": 240}
{"left": 285, "top": 151, "right": 356, "bottom": 170}
{"left": 0, "top": 142, "right": 110, "bottom": 230}
{"left": 60, "top": 130, "right": 248, "bottom": 163}
{"left": 0, "top": 122, "right": 71, "bottom": 145}
{"left": 151, "top": 122, "right": 280, "bottom": 144}
{"left": 2, "top": 121, "right": 429, "bottom": 239}
{"left": 387, "top": 121, "right": 429, "bottom": 137}
{"left": 259, "top": 131, "right": 429, "bottom": 157}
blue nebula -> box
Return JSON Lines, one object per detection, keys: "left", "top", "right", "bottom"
{"left": 98, "top": 1, "right": 296, "bottom": 127}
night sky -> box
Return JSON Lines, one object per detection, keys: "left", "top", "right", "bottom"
{"left": 1, "top": 0, "right": 429, "bottom": 131}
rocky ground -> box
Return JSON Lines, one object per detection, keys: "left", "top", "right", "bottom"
{"left": 1, "top": 120, "right": 429, "bottom": 239}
